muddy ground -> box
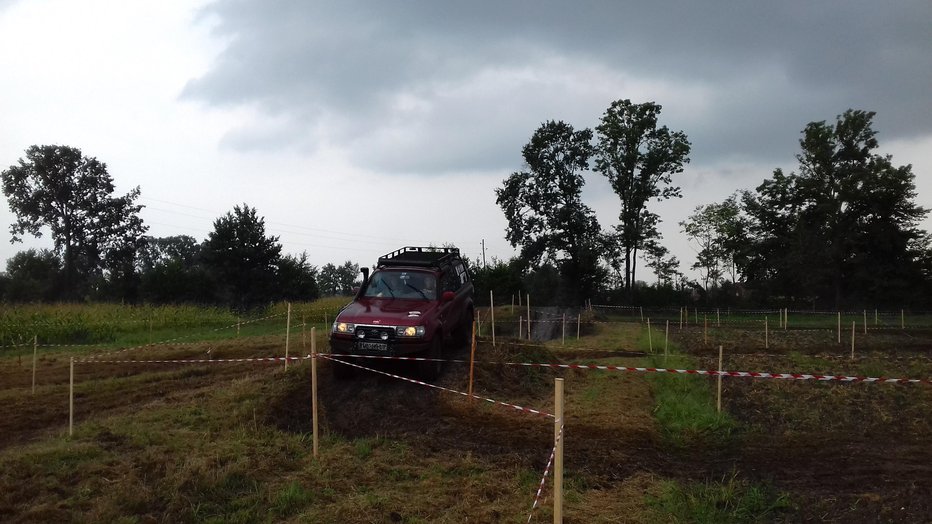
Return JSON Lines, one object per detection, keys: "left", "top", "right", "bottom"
{"left": 2, "top": 327, "right": 931, "bottom": 522}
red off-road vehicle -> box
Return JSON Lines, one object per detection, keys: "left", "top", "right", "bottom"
{"left": 329, "top": 246, "right": 474, "bottom": 380}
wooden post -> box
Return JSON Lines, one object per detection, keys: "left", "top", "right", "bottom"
{"left": 837, "top": 312, "right": 842, "bottom": 344}
{"left": 148, "top": 317, "right": 153, "bottom": 345}
{"left": 576, "top": 314, "right": 580, "bottom": 341}
{"left": 765, "top": 317, "right": 769, "bottom": 349}
{"left": 716, "top": 308, "right": 720, "bottom": 327}
{"left": 477, "top": 312, "right": 482, "bottom": 338}
{"left": 519, "top": 316, "right": 523, "bottom": 340}
{"left": 703, "top": 315, "right": 708, "bottom": 346}
{"left": 863, "top": 310, "right": 867, "bottom": 335}
{"left": 468, "top": 321, "right": 477, "bottom": 401}
{"left": 311, "top": 328, "right": 319, "bottom": 457}
{"left": 302, "top": 316, "right": 306, "bottom": 350}
{"left": 69, "top": 357, "right": 74, "bottom": 437}
{"left": 554, "top": 377, "right": 564, "bottom": 524}
{"left": 647, "top": 318, "right": 653, "bottom": 353}
{"left": 901, "top": 309, "right": 905, "bottom": 329}
{"left": 237, "top": 318, "right": 241, "bottom": 337}
{"left": 561, "top": 313, "right": 566, "bottom": 346}
{"left": 284, "top": 302, "right": 292, "bottom": 370}
{"left": 664, "top": 320, "right": 669, "bottom": 359}
{"left": 874, "top": 308, "right": 878, "bottom": 325}
{"left": 717, "top": 345, "right": 723, "bottom": 413}
{"left": 31, "top": 335, "right": 37, "bottom": 395}
{"left": 679, "top": 307, "right": 683, "bottom": 330}
{"left": 695, "top": 308, "right": 698, "bottom": 325}
{"left": 639, "top": 306, "right": 643, "bottom": 323}
{"left": 490, "top": 291, "right": 496, "bottom": 346}
{"left": 527, "top": 294, "right": 531, "bottom": 341}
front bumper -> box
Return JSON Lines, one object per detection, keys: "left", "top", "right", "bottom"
{"left": 328, "top": 336, "right": 432, "bottom": 357}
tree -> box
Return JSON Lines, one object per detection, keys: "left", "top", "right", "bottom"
{"left": 138, "top": 236, "right": 210, "bottom": 304}
{"left": 2, "top": 249, "right": 60, "bottom": 302}
{"left": 318, "top": 261, "right": 359, "bottom": 296}
{"left": 594, "top": 100, "right": 691, "bottom": 296}
{"left": 641, "top": 239, "right": 681, "bottom": 288}
{"left": 680, "top": 195, "right": 748, "bottom": 290}
{"left": 201, "top": 204, "right": 282, "bottom": 310}
{"left": 1, "top": 145, "right": 148, "bottom": 299}
{"left": 743, "top": 110, "right": 928, "bottom": 307}
{"left": 496, "top": 120, "right": 603, "bottom": 303}
{"left": 277, "top": 252, "right": 320, "bottom": 302}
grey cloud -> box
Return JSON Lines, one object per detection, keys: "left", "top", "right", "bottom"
{"left": 183, "top": 0, "right": 932, "bottom": 174}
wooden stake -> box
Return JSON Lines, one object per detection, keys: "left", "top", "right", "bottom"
{"left": 69, "top": 357, "right": 74, "bottom": 437}
{"left": 863, "top": 310, "right": 867, "bottom": 335}
{"left": 468, "top": 320, "right": 477, "bottom": 401}
{"left": 554, "top": 377, "right": 564, "bottom": 524}
{"left": 647, "top": 318, "right": 653, "bottom": 353}
{"left": 901, "top": 309, "right": 905, "bottom": 329}
{"left": 237, "top": 318, "right": 241, "bottom": 337}
{"left": 765, "top": 317, "right": 769, "bottom": 349}
{"left": 31, "top": 334, "right": 37, "bottom": 395}
{"left": 874, "top": 308, "right": 878, "bottom": 325}
{"left": 664, "top": 320, "right": 669, "bottom": 360}
{"left": 519, "top": 316, "right": 523, "bottom": 340}
{"left": 311, "top": 328, "right": 319, "bottom": 457}
{"left": 716, "top": 308, "right": 720, "bottom": 327}
{"left": 561, "top": 313, "right": 566, "bottom": 346}
{"left": 639, "top": 306, "right": 643, "bottom": 323}
{"left": 527, "top": 294, "right": 531, "bottom": 341}
{"left": 490, "top": 291, "right": 496, "bottom": 346}
{"left": 717, "top": 345, "right": 723, "bottom": 413}
{"left": 284, "top": 302, "right": 292, "bottom": 370}
{"left": 576, "top": 314, "right": 580, "bottom": 341}
{"left": 679, "top": 307, "right": 683, "bottom": 330}
{"left": 837, "top": 312, "right": 841, "bottom": 344}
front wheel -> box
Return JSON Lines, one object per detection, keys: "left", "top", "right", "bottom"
{"left": 417, "top": 338, "right": 443, "bottom": 381}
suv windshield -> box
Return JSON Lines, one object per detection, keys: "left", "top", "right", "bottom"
{"left": 363, "top": 270, "right": 437, "bottom": 300}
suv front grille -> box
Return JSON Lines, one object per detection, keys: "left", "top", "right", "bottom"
{"left": 356, "top": 326, "right": 395, "bottom": 341}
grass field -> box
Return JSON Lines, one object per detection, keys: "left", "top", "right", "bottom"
{"left": 1, "top": 301, "right": 930, "bottom": 522}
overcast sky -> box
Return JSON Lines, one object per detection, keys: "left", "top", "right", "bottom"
{"left": 1, "top": 0, "right": 931, "bottom": 283}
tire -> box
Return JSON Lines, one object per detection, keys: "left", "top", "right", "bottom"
{"left": 418, "top": 337, "right": 443, "bottom": 381}
{"left": 453, "top": 307, "right": 474, "bottom": 350}
{"left": 331, "top": 355, "right": 356, "bottom": 379}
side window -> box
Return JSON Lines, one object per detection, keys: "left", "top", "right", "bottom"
{"left": 454, "top": 262, "right": 468, "bottom": 285}
{"left": 441, "top": 268, "right": 460, "bottom": 293}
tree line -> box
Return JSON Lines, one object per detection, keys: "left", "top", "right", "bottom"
{"left": 1, "top": 145, "right": 359, "bottom": 309}
{"left": 489, "top": 101, "right": 931, "bottom": 309}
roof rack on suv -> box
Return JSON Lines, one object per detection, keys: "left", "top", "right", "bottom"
{"left": 377, "top": 246, "right": 461, "bottom": 268}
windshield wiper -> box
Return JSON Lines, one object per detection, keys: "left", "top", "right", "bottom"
{"left": 405, "top": 283, "right": 429, "bottom": 300}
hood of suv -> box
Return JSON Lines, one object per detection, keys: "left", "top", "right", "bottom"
{"left": 337, "top": 297, "right": 438, "bottom": 326}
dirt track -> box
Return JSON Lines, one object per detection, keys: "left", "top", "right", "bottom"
{"left": 3, "top": 331, "right": 931, "bottom": 521}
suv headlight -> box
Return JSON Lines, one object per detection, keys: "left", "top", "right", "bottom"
{"left": 333, "top": 321, "right": 356, "bottom": 334}
{"left": 396, "top": 326, "right": 425, "bottom": 337}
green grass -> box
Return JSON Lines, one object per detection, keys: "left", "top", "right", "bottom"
{"left": 647, "top": 471, "right": 792, "bottom": 523}
{"left": 640, "top": 324, "right": 737, "bottom": 445}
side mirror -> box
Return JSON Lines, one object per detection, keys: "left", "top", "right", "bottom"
{"left": 441, "top": 291, "right": 455, "bottom": 302}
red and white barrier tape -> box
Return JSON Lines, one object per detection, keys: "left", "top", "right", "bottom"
{"left": 527, "top": 423, "right": 563, "bottom": 523}
{"left": 527, "top": 445, "right": 556, "bottom": 523}
{"left": 69, "top": 350, "right": 932, "bottom": 386}
{"left": 501, "top": 362, "right": 931, "bottom": 385}
{"left": 321, "top": 354, "right": 554, "bottom": 418}
{"left": 76, "top": 355, "right": 309, "bottom": 365}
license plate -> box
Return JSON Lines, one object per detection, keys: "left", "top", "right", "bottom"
{"left": 358, "top": 342, "right": 388, "bottom": 352}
